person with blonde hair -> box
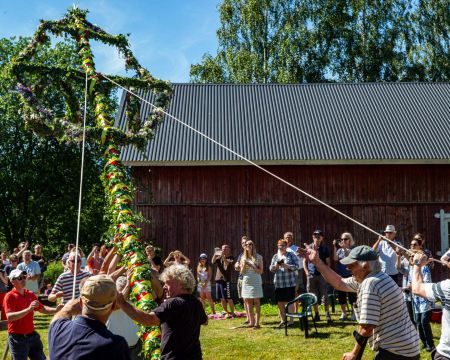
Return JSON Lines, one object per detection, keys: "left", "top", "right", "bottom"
{"left": 163, "top": 250, "right": 190, "bottom": 267}
{"left": 237, "top": 240, "right": 263, "bottom": 328}
{"left": 196, "top": 254, "right": 216, "bottom": 314}
{"left": 333, "top": 232, "right": 357, "bottom": 320}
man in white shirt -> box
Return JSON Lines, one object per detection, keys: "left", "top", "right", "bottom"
{"left": 372, "top": 225, "right": 400, "bottom": 285}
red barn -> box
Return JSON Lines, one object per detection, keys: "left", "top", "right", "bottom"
{"left": 117, "top": 83, "right": 450, "bottom": 283}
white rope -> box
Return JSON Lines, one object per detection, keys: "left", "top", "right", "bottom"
{"left": 100, "top": 73, "right": 442, "bottom": 265}
{"left": 72, "top": 71, "right": 89, "bottom": 299}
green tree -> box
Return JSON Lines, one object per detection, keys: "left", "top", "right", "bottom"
{"left": 191, "top": 0, "right": 449, "bottom": 83}
{"left": 407, "top": 0, "right": 450, "bottom": 81}
{"left": 0, "top": 37, "right": 109, "bottom": 257}
{"left": 191, "top": 0, "right": 330, "bottom": 83}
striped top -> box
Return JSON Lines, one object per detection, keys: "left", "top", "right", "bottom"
{"left": 425, "top": 279, "right": 450, "bottom": 357}
{"left": 344, "top": 271, "right": 420, "bottom": 356}
{"left": 52, "top": 270, "right": 91, "bottom": 304}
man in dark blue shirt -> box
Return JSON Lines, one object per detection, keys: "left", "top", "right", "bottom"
{"left": 303, "top": 229, "right": 332, "bottom": 323}
{"left": 48, "top": 274, "right": 130, "bottom": 360}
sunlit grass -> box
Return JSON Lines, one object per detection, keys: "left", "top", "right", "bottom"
{"left": 0, "top": 304, "right": 441, "bottom": 360}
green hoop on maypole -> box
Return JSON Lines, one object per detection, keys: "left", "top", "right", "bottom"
{"left": 8, "top": 7, "right": 172, "bottom": 359}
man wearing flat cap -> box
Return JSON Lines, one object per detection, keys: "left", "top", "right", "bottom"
{"left": 300, "top": 245, "right": 419, "bottom": 360}
{"left": 48, "top": 274, "right": 130, "bottom": 359}
{"left": 4, "top": 269, "right": 62, "bottom": 360}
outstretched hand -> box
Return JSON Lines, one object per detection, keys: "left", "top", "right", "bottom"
{"left": 413, "top": 252, "right": 428, "bottom": 267}
{"left": 297, "top": 244, "right": 319, "bottom": 265}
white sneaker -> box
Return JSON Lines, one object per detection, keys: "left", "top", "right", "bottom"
{"left": 339, "top": 314, "right": 347, "bottom": 321}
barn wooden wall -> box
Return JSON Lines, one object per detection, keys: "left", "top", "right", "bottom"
{"left": 132, "top": 164, "right": 450, "bottom": 283}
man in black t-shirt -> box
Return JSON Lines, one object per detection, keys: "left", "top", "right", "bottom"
{"left": 119, "top": 264, "right": 208, "bottom": 359}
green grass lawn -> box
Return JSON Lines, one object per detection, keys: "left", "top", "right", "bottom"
{"left": 0, "top": 304, "right": 441, "bottom": 359}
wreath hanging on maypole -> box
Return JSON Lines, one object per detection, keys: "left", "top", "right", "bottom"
{"left": 7, "top": 7, "right": 172, "bottom": 359}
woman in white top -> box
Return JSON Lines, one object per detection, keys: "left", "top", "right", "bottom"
{"left": 237, "top": 240, "right": 263, "bottom": 328}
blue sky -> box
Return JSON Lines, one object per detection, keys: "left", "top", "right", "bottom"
{"left": 0, "top": 0, "right": 220, "bottom": 82}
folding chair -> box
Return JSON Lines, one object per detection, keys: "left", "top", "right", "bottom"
{"left": 284, "top": 293, "right": 318, "bottom": 338}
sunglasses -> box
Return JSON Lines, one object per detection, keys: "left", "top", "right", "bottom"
{"left": 14, "top": 276, "right": 26, "bottom": 281}
{"left": 341, "top": 238, "right": 349, "bottom": 241}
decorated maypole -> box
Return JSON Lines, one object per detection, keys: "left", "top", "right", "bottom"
{"left": 8, "top": 8, "right": 172, "bottom": 358}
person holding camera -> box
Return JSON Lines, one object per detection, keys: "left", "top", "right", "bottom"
{"left": 333, "top": 232, "right": 357, "bottom": 321}
{"left": 270, "top": 239, "right": 299, "bottom": 327}
{"left": 237, "top": 240, "right": 263, "bottom": 328}
{"left": 163, "top": 250, "right": 190, "bottom": 268}
{"left": 212, "top": 244, "right": 235, "bottom": 318}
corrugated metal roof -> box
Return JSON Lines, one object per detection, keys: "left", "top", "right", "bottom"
{"left": 115, "top": 83, "right": 450, "bottom": 165}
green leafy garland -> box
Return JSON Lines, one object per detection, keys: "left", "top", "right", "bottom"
{"left": 8, "top": 7, "right": 172, "bottom": 359}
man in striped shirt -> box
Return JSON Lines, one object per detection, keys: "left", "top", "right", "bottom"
{"left": 300, "top": 245, "right": 419, "bottom": 360}
{"left": 49, "top": 252, "right": 91, "bottom": 304}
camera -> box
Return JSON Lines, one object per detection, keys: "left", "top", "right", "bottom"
{"left": 333, "top": 239, "right": 340, "bottom": 247}
{"left": 277, "top": 259, "right": 284, "bottom": 265}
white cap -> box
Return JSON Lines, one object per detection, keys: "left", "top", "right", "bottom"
{"left": 384, "top": 225, "right": 396, "bottom": 233}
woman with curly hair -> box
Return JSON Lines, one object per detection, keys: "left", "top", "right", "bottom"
{"left": 237, "top": 240, "right": 263, "bottom": 328}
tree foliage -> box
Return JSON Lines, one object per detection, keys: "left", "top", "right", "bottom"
{"left": 190, "top": 0, "right": 450, "bottom": 83}
{"left": 0, "top": 37, "right": 109, "bottom": 256}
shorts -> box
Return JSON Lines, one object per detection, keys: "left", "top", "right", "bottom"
{"left": 216, "top": 280, "right": 232, "bottom": 300}
{"left": 237, "top": 278, "right": 243, "bottom": 299}
{"left": 307, "top": 275, "right": 329, "bottom": 306}
{"left": 197, "top": 281, "right": 212, "bottom": 293}
{"left": 337, "top": 290, "right": 357, "bottom": 305}
{"left": 374, "top": 348, "right": 419, "bottom": 360}
{"left": 274, "top": 286, "right": 295, "bottom": 303}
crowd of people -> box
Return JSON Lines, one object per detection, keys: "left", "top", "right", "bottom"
{"left": 2, "top": 224, "right": 450, "bottom": 359}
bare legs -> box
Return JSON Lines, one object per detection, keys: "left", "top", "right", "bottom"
{"left": 244, "top": 298, "right": 261, "bottom": 327}
{"left": 199, "top": 291, "right": 216, "bottom": 314}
